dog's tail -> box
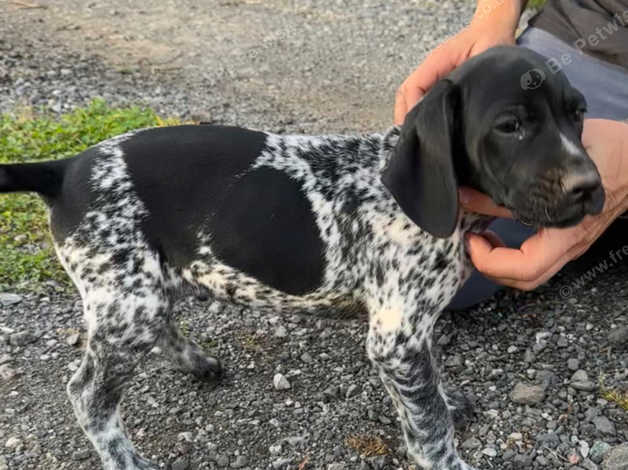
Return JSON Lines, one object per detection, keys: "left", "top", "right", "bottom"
{"left": 0, "top": 160, "right": 70, "bottom": 200}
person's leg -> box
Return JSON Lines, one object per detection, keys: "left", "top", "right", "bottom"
{"left": 448, "top": 27, "right": 628, "bottom": 310}
{"left": 517, "top": 27, "right": 628, "bottom": 121}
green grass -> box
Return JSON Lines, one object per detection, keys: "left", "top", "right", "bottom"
{"left": 600, "top": 376, "right": 628, "bottom": 412}
{"left": 0, "top": 99, "right": 180, "bottom": 291}
{"left": 526, "top": 0, "right": 547, "bottom": 9}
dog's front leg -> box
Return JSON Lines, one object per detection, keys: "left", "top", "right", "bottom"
{"left": 366, "top": 305, "right": 476, "bottom": 470}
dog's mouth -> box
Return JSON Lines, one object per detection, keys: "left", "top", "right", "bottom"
{"left": 509, "top": 193, "right": 604, "bottom": 229}
{"left": 512, "top": 207, "right": 586, "bottom": 228}
{"left": 503, "top": 174, "right": 605, "bottom": 229}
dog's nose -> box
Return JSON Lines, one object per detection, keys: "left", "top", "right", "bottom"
{"left": 562, "top": 169, "right": 605, "bottom": 214}
{"left": 563, "top": 170, "right": 600, "bottom": 197}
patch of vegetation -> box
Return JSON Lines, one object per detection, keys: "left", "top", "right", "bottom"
{"left": 0, "top": 99, "right": 180, "bottom": 291}
{"left": 527, "top": 0, "right": 547, "bottom": 10}
{"left": 600, "top": 382, "right": 628, "bottom": 412}
{"left": 345, "top": 434, "right": 390, "bottom": 457}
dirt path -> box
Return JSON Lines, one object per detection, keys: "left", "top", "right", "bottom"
{"left": 3, "top": 0, "right": 466, "bottom": 132}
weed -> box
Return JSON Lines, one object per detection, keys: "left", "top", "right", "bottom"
{"left": 0, "top": 99, "right": 179, "bottom": 290}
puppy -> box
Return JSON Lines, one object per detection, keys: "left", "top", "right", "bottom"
{"left": 0, "top": 46, "right": 604, "bottom": 469}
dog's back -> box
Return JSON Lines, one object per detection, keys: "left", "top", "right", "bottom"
{"left": 1, "top": 125, "right": 410, "bottom": 315}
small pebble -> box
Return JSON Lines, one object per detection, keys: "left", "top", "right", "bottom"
{"left": 273, "top": 373, "right": 291, "bottom": 390}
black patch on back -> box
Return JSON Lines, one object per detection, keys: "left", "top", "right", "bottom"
{"left": 210, "top": 166, "right": 325, "bottom": 295}
{"left": 120, "top": 125, "right": 325, "bottom": 295}
{"left": 121, "top": 125, "right": 269, "bottom": 267}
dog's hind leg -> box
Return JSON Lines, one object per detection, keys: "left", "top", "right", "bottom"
{"left": 67, "top": 286, "right": 169, "bottom": 470}
{"left": 157, "top": 320, "right": 223, "bottom": 381}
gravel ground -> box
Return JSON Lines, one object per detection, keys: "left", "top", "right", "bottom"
{"left": 0, "top": 1, "right": 627, "bottom": 469}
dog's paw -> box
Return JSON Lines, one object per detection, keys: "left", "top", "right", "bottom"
{"left": 191, "top": 356, "right": 224, "bottom": 383}
{"left": 446, "top": 391, "right": 475, "bottom": 431}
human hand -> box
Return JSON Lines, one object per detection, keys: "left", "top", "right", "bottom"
{"left": 461, "top": 119, "right": 628, "bottom": 290}
{"left": 394, "top": 0, "right": 524, "bottom": 125}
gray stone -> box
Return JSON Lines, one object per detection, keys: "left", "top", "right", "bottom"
{"left": 592, "top": 416, "right": 616, "bottom": 435}
{"left": 582, "top": 459, "right": 599, "bottom": 470}
{"left": 367, "top": 455, "right": 387, "bottom": 470}
{"left": 9, "top": 331, "right": 37, "bottom": 346}
{"left": 66, "top": 332, "right": 80, "bottom": 346}
{"left": 273, "top": 373, "right": 291, "bottom": 390}
{"left": 0, "top": 364, "right": 16, "bottom": 381}
{"left": 230, "top": 455, "right": 247, "bottom": 468}
{"left": 445, "top": 355, "right": 463, "bottom": 367}
{"left": 274, "top": 325, "right": 288, "bottom": 338}
{"left": 603, "top": 443, "right": 628, "bottom": 470}
{"left": 0, "top": 293, "right": 22, "bottom": 306}
{"left": 71, "top": 449, "right": 91, "bottom": 461}
{"left": 437, "top": 333, "right": 452, "bottom": 346}
{"left": 272, "top": 457, "right": 292, "bottom": 469}
{"left": 482, "top": 447, "right": 497, "bottom": 457}
{"left": 171, "top": 458, "right": 188, "bottom": 470}
{"left": 536, "top": 370, "right": 556, "bottom": 388}
{"left": 345, "top": 384, "right": 360, "bottom": 398}
{"left": 214, "top": 454, "right": 229, "bottom": 466}
{"left": 328, "top": 464, "right": 344, "bottom": 470}
{"left": 568, "top": 358, "right": 580, "bottom": 371}
{"left": 284, "top": 435, "right": 306, "bottom": 446}
{"left": 608, "top": 326, "right": 628, "bottom": 348}
{"left": 571, "top": 370, "right": 597, "bottom": 392}
{"left": 5, "top": 436, "right": 22, "bottom": 449}
{"left": 523, "top": 349, "right": 535, "bottom": 363}
{"left": 586, "top": 407, "right": 601, "bottom": 421}
{"left": 462, "top": 437, "right": 482, "bottom": 449}
{"left": 581, "top": 441, "right": 591, "bottom": 459}
{"left": 590, "top": 441, "right": 612, "bottom": 463}
{"left": 510, "top": 382, "right": 545, "bottom": 404}
{"left": 514, "top": 453, "right": 533, "bottom": 468}
{"left": 537, "top": 432, "right": 560, "bottom": 448}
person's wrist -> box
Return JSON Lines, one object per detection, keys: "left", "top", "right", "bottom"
{"left": 469, "top": 0, "right": 523, "bottom": 40}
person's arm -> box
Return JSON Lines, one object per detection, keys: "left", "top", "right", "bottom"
{"left": 394, "top": 0, "right": 527, "bottom": 124}
{"left": 461, "top": 119, "right": 628, "bottom": 290}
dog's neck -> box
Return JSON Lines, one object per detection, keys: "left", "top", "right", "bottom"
{"left": 378, "top": 126, "right": 494, "bottom": 236}
{"left": 377, "top": 126, "right": 402, "bottom": 171}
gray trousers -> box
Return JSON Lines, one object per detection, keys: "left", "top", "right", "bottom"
{"left": 448, "top": 27, "right": 628, "bottom": 309}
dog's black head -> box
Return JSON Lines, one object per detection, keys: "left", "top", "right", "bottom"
{"left": 383, "top": 46, "right": 605, "bottom": 238}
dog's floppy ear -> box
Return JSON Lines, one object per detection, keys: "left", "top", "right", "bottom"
{"left": 382, "top": 79, "right": 460, "bottom": 238}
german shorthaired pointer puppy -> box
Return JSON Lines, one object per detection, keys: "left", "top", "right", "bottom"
{"left": 0, "top": 46, "right": 604, "bottom": 469}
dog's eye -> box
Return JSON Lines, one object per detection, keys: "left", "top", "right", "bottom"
{"left": 494, "top": 115, "right": 522, "bottom": 134}
{"left": 572, "top": 108, "right": 585, "bottom": 123}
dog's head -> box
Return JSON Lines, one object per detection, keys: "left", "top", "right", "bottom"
{"left": 383, "top": 46, "right": 605, "bottom": 238}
